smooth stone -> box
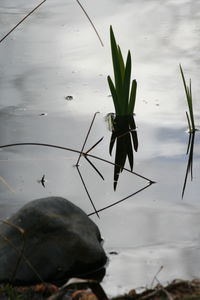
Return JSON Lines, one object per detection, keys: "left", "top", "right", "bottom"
{"left": 0, "top": 197, "right": 107, "bottom": 286}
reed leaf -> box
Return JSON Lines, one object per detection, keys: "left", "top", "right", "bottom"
{"left": 186, "top": 111, "right": 192, "bottom": 134}
{"left": 123, "top": 51, "right": 132, "bottom": 114}
{"left": 107, "top": 75, "right": 119, "bottom": 115}
{"left": 117, "top": 45, "right": 125, "bottom": 80}
{"left": 180, "top": 64, "right": 195, "bottom": 132}
{"left": 128, "top": 79, "right": 137, "bottom": 114}
{"left": 110, "top": 26, "right": 123, "bottom": 101}
{"left": 108, "top": 26, "right": 137, "bottom": 116}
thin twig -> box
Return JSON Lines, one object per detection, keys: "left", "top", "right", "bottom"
{"left": 0, "top": 142, "right": 155, "bottom": 183}
{"left": 76, "top": 166, "right": 100, "bottom": 218}
{"left": 0, "top": 220, "right": 43, "bottom": 283}
{"left": 150, "top": 265, "right": 164, "bottom": 289}
{"left": 84, "top": 156, "right": 104, "bottom": 180}
{"left": 76, "top": 0, "right": 104, "bottom": 47}
{"left": 76, "top": 112, "right": 100, "bottom": 166}
{"left": 0, "top": 0, "right": 47, "bottom": 44}
{"left": 87, "top": 182, "right": 152, "bottom": 216}
{"left": 87, "top": 152, "right": 155, "bottom": 183}
{"left": 0, "top": 142, "right": 155, "bottom": 184}
{"left": 0, "top": 176, "right": 16, "bottom": 193}
{"left": 0, "top": 142, "right": 81, "bottom": 155}
{"left": 85, "top": 137, "right": 104, "bottom": 155}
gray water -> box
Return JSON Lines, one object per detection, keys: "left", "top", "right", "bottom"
{"left": 1, "top": 0, "right": 200, "bottom": 296}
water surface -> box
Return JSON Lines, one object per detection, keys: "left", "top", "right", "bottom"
{"left": 1, "top": 0, "right": 200, "bottom": 296}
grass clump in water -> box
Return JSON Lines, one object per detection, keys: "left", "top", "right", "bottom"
{"left": 107, "top": 26, "right": 137, "bottom": 116}
{"left": 180, "top": 64, "right": 196, "bottom": 133}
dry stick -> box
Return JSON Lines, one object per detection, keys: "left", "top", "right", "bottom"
{"left": 140, "top": 287, "right": 173, "bottom": 300}
{"left": 76, "top": 0, "right": 104, "bottom": 47}
{"left": 87, "top": 182, "right": 152, "bottom": 216}
{"left": 84, "top": 156, "right": 104, "bottom": 180}
{"left": 0, "top": 176, "right": 16, "bottom": 193}
{"left": 149, "top": 266, "right": 174, "bottom": 300}
{"left": 0, "top": 142, "right": 155, "bottom": 183}
{"left": 150, "top": 265, "right": 164, "bottom": 289}
{"left": 85, "top": 137, "right": 104, "bottom": 155}
{"left": 76, "top": 166, "right": 100, "bottom": 218}
{"left": 0, "top": 233, "right": 43, "bottom": 283}
{"left": 86, "top": 152, "right": 155, "bottom": 183}
{"left": 0, "top": 220, "right": 25, "bottom": 282}
{"left": 76, "top": 112, "right": 100, "bottom": 166}
{"left": 158, "top": 286, "right": 174, "bottom": 300}
{"left": 0, "top": 0, "right": 104, "bottom": 47}
{"left": 0, "top": 0, "right": 47, "bottom": 44}
{"left": 0, "top": 142, "right": 155, "bottom": 215}
{"left": 0, "top": 220, "right": 43, "bottom": 283}
{"left": 10, "top": 234, "right": 25, "bottom": 283}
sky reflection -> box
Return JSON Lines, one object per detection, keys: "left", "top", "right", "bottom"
{"left": 1, "top": 0, "right": 200, "bottom": 296}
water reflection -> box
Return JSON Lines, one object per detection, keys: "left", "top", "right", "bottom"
{"left": 182, "top": 131, "right": 196, "bottom": 198}
{"left": 2, "top": 0, "right": 200, "bottom": 294}
{"left": 106, "top": 113, "right": 138, "bottom": 190}
{"left": 0, "top": 118, "right": 154, "bottom": 217}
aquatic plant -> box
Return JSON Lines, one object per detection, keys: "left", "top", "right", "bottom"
{"left": 180, "top": 65, "right": 196, "bottom": 133}
{"left": 107, "top": 26, "right": 137, "bottom": 116}
{"left": 107, "top": 26, "right": 138, "bottom": 189}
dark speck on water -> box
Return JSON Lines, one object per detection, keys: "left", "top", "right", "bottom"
{"left": 65, "top": 95, "right": 73, "bottom": 100}
{"left": 109, "top": 251, "right": 118, "bottom": 255}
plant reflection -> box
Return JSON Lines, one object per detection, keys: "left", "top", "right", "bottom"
{"left": 107, "top": 113, "right": 138, "bottom": 190}
{"left": 0, "top": 113, "right": 154, "bottom": 217}
{"left": 87, "top": 182, "right": 152, "bottom": 217}
{"left": 182, "top": 131, "right": 196, "bottom": 198}
{"left": 76, "top": 152, "right": 154, "bottom": 218}
{"left": 76, "top": 165, "right": 100, "bottom": 218}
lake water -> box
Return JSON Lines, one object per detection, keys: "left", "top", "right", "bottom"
{"left": 0, "top": 0, "right": 200, "bottom": 297}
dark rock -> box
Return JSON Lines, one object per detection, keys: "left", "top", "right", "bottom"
{"left": 0, "top": 197, "right": 107, "bottom": 286}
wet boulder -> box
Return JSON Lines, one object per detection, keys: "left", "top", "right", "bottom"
{"left": 0, "top": 197, "right": 107, "bottom": 286}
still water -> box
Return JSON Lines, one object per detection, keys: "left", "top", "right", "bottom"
{"left": 0, "top": 0, "right": 200, "bottom": 296}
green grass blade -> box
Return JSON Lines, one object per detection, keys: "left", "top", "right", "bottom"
{"left": 128, "top": 79, "right": 137, "bottom": 114}
{"left": 180, "top": 65, "right": 188, "bottom": 95}
{"left": 189, "top": 79, "right": 195, "bottom": 130}
{"left": 180, "top": 64, "right": 195, "bottom": 132}
{"left": 186, "top": 111, "right": 192, "bottom": 133}
{"left": 117, "top": 45, "right": 125, "bottom": 80}
{"left": 108, "top": 26, "right": 137, "bottom": 116}
{"left": 110, "top": 26, "right": 123, "bottom": 102}
{"left": 122, "top": 51, "right": 132, "bottom": 114}
{"left": 107, "top": 75, "right": 120, "bottom": 115}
